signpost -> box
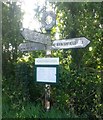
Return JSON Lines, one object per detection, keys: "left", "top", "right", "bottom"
{"left": 51, "top": 37, "right": 90, "bottom": 49}
{"left": 21, "top": 28, "right": 51, "bottom": 45}
{"left": 18, "top": 4, "right": 91, "bottom": 112}
{"left": 18, "top": 42, "right": 46, "bottom": 51}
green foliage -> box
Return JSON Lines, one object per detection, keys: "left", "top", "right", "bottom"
{"left": 2, "top": 2, "right": 23, "bottom": 79}
{"left": 2, "top": 101, "right": 79, "bottom": 119}
{"left": 2, "top": 2, "right": 103, "bottom": 119}
{"left": 52, "top": 2, "right": 103, "bottom": 118}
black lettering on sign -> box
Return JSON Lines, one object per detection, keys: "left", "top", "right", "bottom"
{"left": 54, "top": 40, "right": 77, "bottom": 47}
{"left": 57, "top": 43, "right": 59, "bottom": 46}
{"left": 64, "top": 42, "right": 68, "bottom": 46}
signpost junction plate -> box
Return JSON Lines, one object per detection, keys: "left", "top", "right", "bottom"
{"left": 41, "top": 11, "right": 56, "bottom": 30}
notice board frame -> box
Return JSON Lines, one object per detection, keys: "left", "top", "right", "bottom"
{"left": 34, "top": 65, "right": 59, "bottom": 84}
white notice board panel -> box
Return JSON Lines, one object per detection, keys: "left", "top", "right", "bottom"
{"left": 37, "top": 67, "right": 56, "bottom": 83}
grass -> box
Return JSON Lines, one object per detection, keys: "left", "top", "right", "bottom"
{"left": 2, "top": 102, "right": 79, "bottom": 119}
